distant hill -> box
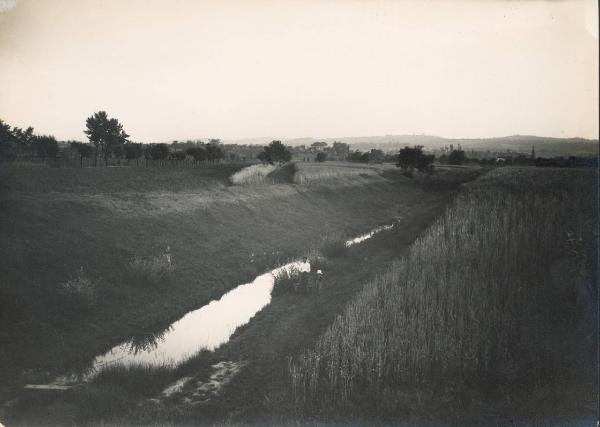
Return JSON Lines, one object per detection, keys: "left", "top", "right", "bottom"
{"left": 221, "top": 134, "right": 598, "bottom": 157}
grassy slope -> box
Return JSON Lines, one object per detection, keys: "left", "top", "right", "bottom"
{"left": 0, "top": 163, "right": 438, "bottom": 386}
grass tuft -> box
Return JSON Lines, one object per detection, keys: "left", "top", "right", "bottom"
{"left": 61, "top": 266, "right": 98, "bottom": 307}
{"left": 127, "top": 247, "right": 174, "bottom": 286}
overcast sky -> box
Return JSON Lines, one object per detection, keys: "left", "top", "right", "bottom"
{"left": 0, "top": 0, "right": 597, "bottom": 142}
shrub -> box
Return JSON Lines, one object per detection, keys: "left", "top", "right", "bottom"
{"left": 128, "top": 247, "right": 174, "bottom": 285}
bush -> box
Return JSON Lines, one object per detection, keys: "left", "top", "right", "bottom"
{"left": 128, "top": 247, "right": 174, "bottom": 285}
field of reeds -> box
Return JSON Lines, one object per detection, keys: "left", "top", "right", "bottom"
{"left": 229, "top": 163, "right": 277, "bottom": 185}
{"left": 288, "top": 167, "right": 598, "bottom": 419}
{"left": 292, "top": 162, "right": 386, "bottom": 185}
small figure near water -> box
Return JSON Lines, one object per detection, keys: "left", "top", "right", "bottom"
{"left": 296, "top": 256, "right": 311, "bottom": 293}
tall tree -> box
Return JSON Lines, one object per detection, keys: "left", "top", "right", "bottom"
{"left": 84, "top": 111, "right": 129, "bottom": 166}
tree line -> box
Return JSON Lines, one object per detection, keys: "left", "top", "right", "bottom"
{"left": 2, "top": 113, "right": 594, "bottom": 169}
{"left": 0, "top": 119, "right": 59, "bottom": 159}
{"left": 0, "top": 112, "right": 229, "bottom": 167}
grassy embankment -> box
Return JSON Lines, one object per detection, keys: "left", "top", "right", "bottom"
{"left": 1, "top": 162, "right": 482, "bottom": 426}
{"left": 0, "top": 163, "right": 434, "bottom": 390}
{"left": 288, "top": 167, "right": 598, "bottom": 423}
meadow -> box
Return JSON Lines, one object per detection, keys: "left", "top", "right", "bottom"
{"left": 288, "top": 167, "right": 598, "bottom": 422}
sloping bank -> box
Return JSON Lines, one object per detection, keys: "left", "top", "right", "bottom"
{"left": 287, "top": 167, "right": 597, "bottom": 424}
{"left": 1, "top": 164, "right": 453, "bottom": 391}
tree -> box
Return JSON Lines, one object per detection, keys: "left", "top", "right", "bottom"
{"left": 186, "top": 146, "right": 207, "bottom": 163}
{"left": 70, "top": 141, "right": 94, "bottom": 167}
{"left": 0, "top": 119, "right": 15, "bottom": 158}
{"left": 316, "top": 152, "right": 327, "bottom": 162}
{"left": 206, "top": 142, "right": 225, "bottom": 163}
{"left": 170, "top": 151, "right": 186, "bottom": 161}
{"left": 369, "top": 149, "right": 385, "bottom": 163}
{"left": 311, "top": 141, "right": 327, "bottom": 152}
{"left": 348, "top": 150, "right": 366, "bottom": 162}
{"left": 150, "top": 143, "right": 170, "bottom": 160}
{"left": 396, "top": 145, "right": 434, "bottom": 172}
{"left": 113, "top": 144, "right": 124, "bottom": 165}
{"left": 331, "top": 141, "right": 350, "bottom": 160}
{"left": 84, "top": 111, "right": 130, "bottom": 166}
{"left": 32, "top": 135, "right": 59, "bottom": 158}
{"left": 259, "top": 140, "right": 291, "bottom": 164}
{"left": 257, "top": 151, "right": 272, "bottom": 164}
{"left": 12, "top": 126, "right": 35, "bottom": 156}
{"left": 124, "top": 142, "right": 144, "bottom": 165}
{"left": 0, "top": 119, "right": 13, "bottom": 144}
{"left": 416, "top": 152, "right": 435, "bottom": 172}
{"left": 447, "top": 149, "right": 466, "bottom": 165}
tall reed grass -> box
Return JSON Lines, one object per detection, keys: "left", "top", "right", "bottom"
{"left": 229, "top": 163, "right": 277, "bottom": 185}
{"left": 289, "top": 167, "right": 597, "bottom": 415}
{"left": 293, "top": 163, "right": 380, "bottom": 185}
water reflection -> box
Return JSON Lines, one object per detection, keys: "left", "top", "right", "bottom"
{"left": 89, "top": 260, "right": 309, "bottom": 373}
{"left": 126, "top": 327, "right": 173, "bottom": 355}
{"left": 85, "top": 224, "right": 394, "bottom": 376}
{"left": 345, "top": 223, "right": 395, "bottom": 247}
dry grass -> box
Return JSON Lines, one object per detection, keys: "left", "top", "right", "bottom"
{"left": 229, "top": 163, "right": 277, "bottom": 185}
{"left": 289, "top": 167, "right": 598, "bottom": 416}
{"left": 292, "top": 162, "right": 383, "bottom": 185}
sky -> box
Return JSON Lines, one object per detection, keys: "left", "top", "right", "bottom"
{"left": 0, "top": 0, "right": 598, "bottom": 142}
